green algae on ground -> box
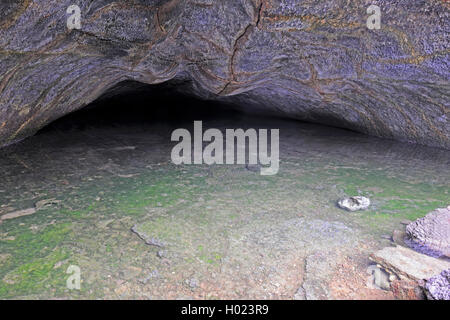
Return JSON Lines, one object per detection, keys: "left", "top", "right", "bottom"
{"left": 0, "top": 117, "right": 448, "bottom": 299}
{"left": 0, "top": 223, "right": 72, "bottom": 298}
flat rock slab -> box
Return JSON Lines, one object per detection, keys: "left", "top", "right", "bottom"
{"left": 370, "top": 246, "right": 450, "bottom": 281}
{"left": 300, "top": 251, "right": 337, "bottom": 300}
{"left": 0, "top": 208, "right": 36, "bottom": 222}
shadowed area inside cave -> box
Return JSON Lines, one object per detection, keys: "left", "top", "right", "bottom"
{"left": 3, "top": 79, "right": 447, "bottom": 168}
{"left": 38, "top": 80, "right": 240, "bottom": 135}
{"left": 36, "top": 79, "right": 363, "bottom": 141}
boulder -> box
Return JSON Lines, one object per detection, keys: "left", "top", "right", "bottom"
{"left": 424, "top": 268, "right": 450, "bottom": 300}
{"left": 405, "top": 206, "right": 450, "bottom": 259}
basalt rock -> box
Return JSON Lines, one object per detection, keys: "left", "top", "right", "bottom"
{"left": 369, "top": 246, "right": 450, "bottom": 282}
{"left": 424, "top": 268, "right": 450, "bottom": 300}
{"left": 405, "top": 206, "right": 450, "bottom": 259}
{"left": 0, "top": 1, "right": 449, "bottom": 148}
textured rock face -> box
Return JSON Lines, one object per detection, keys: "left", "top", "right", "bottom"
{"left": 0, "top": 0, "right": 449, "bottom": 148}
{"left": 424, "top": 268, "right": 450, "bottom": 300}
{"left": 406, "top": 206, "right": 450, "bottom": 259}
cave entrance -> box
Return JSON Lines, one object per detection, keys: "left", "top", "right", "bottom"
{"left": 33, "top": 80, "right": 289, "bottom": 174}
{"left": 38, "top": 80, "right": 243, "bottom": 137}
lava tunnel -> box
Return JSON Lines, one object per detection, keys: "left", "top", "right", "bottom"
{"left": 0, "top": 0, "right": 449, "bottom": 303}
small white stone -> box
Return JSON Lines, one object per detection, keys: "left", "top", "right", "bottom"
{"left": 337, "top": 196, "right": 371, "bottom": 211}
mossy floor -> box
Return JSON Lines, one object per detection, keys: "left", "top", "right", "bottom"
{"left": 0, "top": 115, "right": 448, "bottom": 299}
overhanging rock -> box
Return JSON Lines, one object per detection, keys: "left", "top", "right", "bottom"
{"left": 0, "top": 0, "right": 449, "bottom": 148}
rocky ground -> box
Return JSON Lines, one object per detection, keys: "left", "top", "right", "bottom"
{"left": 0, "top": 107, "right": 448, "bottom": 299}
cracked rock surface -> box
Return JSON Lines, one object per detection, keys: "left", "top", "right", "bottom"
{"left": 0, "top": 0, "right": 449, "bottom": 148}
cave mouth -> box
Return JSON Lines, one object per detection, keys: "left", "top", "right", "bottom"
{"left": 37, "top": 79, "right": 362, "bottom": 141}
{"left": 7, "top": 78, "right": 445, "bottom": 166}
{"left": 29, "top": 79, "right": 449, "bottom": 165}
{"left": 38, "top": 80, "right": 243, "bottom": 135}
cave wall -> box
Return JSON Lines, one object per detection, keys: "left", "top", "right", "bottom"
{"left": 0, "top": 0, "right": 449, "bottom": 148}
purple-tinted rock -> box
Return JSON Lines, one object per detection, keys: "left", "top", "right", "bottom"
{"left": 406, "top": 206, "right": 450, "bottom": 259}
{"left": 0, "top": 1, "right": 449, "bottom": 148}
{"left": 424, "top": 269, "right": 450, "bottom": 300}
